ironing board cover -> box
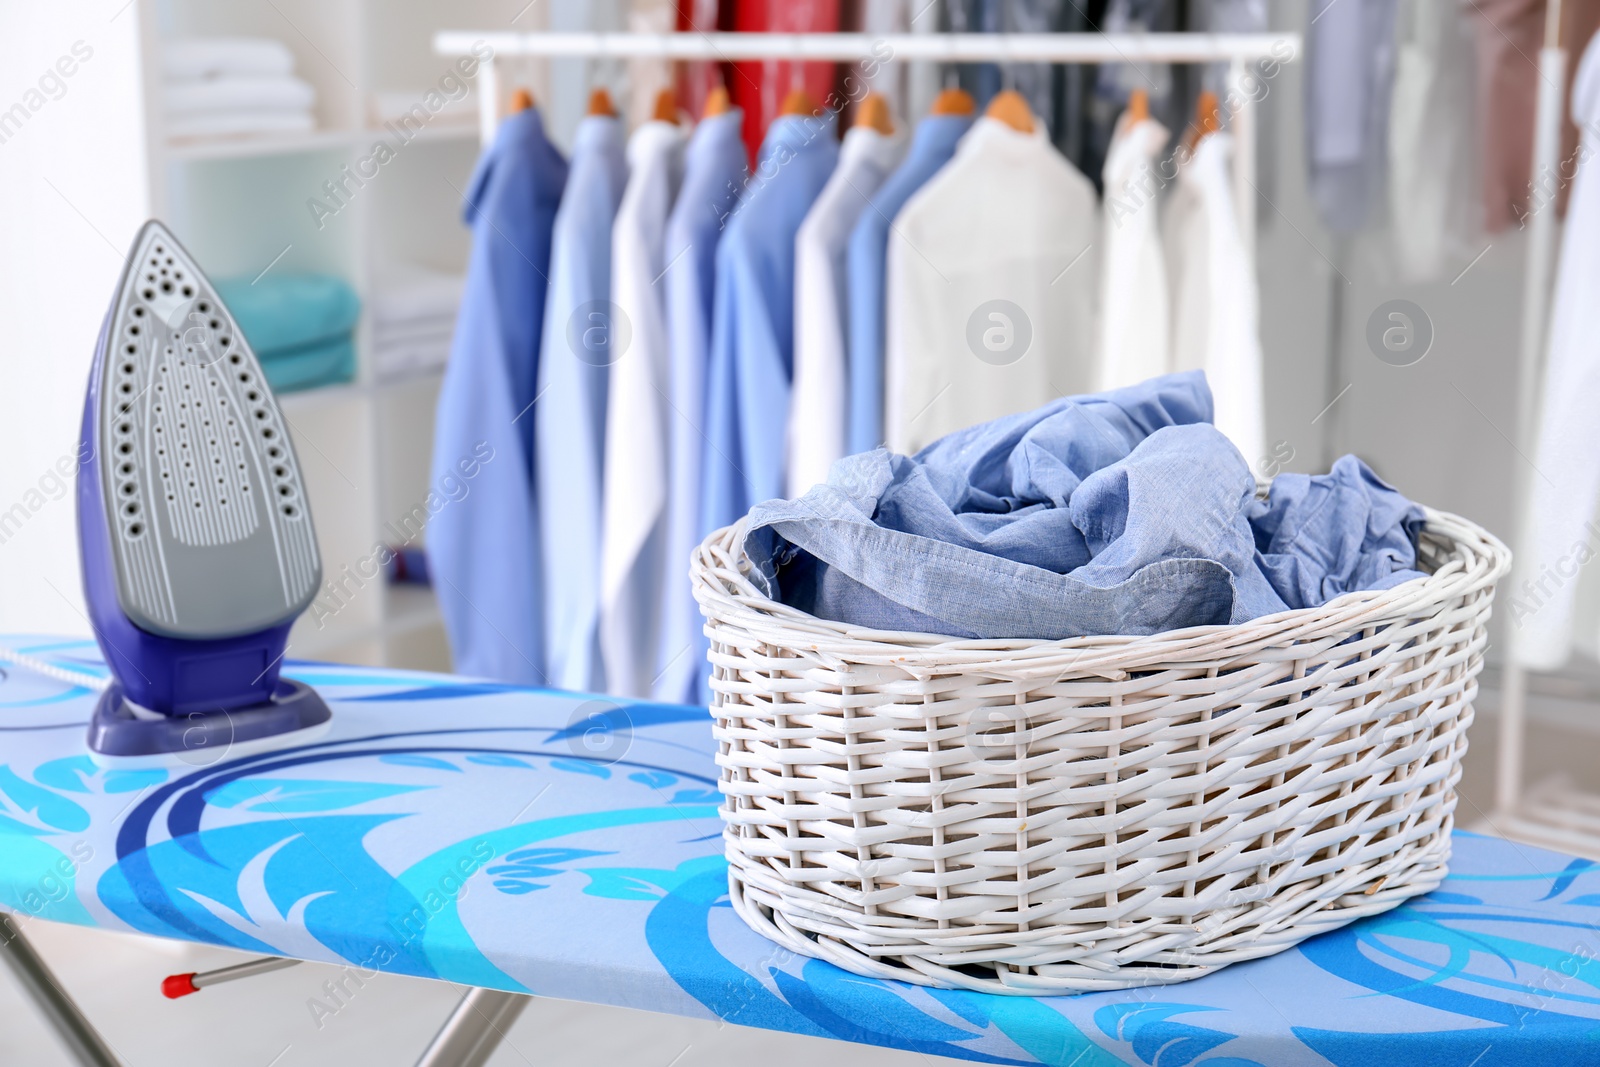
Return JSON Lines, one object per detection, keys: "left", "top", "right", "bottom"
{"left": 3, "top": 635, "right": 1599, "bottom": 1067}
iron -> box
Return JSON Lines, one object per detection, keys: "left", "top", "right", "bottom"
{"left": 78, "top": 220, "right": 330, "bottom": 766}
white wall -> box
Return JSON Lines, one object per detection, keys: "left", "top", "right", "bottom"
{"left": 0, "top": 1, "right": 151, "bottom": 637}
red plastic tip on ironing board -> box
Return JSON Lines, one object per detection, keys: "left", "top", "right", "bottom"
{"left": 162, "top": 972, "right": 199, "bottom": 999}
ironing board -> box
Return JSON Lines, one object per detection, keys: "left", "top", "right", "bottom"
{"left": 4, "top": 635, "right": 1600, "bottom": 1067}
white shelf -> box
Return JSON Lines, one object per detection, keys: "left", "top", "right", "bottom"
{"left": 162, "top": 122, "right": 478, "bottom": 163}
{"left": 380, "top": 121, "right": 478, "bottom": 146}
{"left": 138, "top": 0, "right": 512, "bottom": 674}
{"left": 164, "top": 128, "right": 356, "bottom": 162}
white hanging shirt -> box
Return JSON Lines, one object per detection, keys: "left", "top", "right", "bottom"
{"left": 885, "top": 116, "right": 1098, "bottom": 454}
{"left": 1165, "top": 131, "right": 1265, "bottom": 466}
{"left": 1511, "top": 34, "right": 1600, "bottom": 670}
{"left": 788, "top": 125, "right": 903, "bottom": 495}
{"left": 1096, "top": 114, "right": 1172, "bottom": 391}
{"left": 599, "top": 119, "right": 684, "bottom": 698}
{"left": 1387, "top": 0, "right": 1476, "bottom": 282}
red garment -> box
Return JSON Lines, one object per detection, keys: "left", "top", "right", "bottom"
{"left": 729, "top": 0, "right": 843, "bottom": 165}
{"left": 675, "top": 0, "right": 733, "bottom": 120}
{"left": 1472, "top": 0, "right": 1600, "bottom": 230}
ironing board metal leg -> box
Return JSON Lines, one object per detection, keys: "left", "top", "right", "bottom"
{"left": 416, "top": 986, "right": 530, "bottom": 1067}
{"left": 0, "top": 913, "right": 122, "bottom": 1067}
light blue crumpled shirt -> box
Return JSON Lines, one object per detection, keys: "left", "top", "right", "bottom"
{"left": 740, "top": 371, "right": 1425, "bottom": 640}
{"left": 1248, "top": 454, "right": 1427, "bottom": 611}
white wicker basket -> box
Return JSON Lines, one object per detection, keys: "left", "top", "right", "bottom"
{"left": 689, "top": 508, "right": 1510, "bottom": 994}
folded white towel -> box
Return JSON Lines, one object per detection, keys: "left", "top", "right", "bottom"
{"left": 167, "top": 110, "right": 314, "bottom": 141}
{"left": 370, "top": 263, "right": 464, "bottom": 327}
{"left": 373, "top": 339, "right": 452, "bottom": 380}
{"left": 165, "top": 75, "right": 316, "bottom": 116}
{"left": 164, "top": 38, "right": 296, "bottom": 81}
{"left": 371, "top": 313, "right": 454, "bottom": 334}
{"left": 374, "top": 321, "right": 456, "bottom": 346}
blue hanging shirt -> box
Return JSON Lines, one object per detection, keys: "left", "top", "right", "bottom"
{"left": 844, "top": 113, "right": 973, "bottom": 455}
{"left": 700, "top": 112, "right": 838, "bottom": 537}
{"left": 697, "top": 112, "right": 837, "bottom": 703}
{"left": 429, "top": 107, "right": 567, "bottom": 684}
{"left": 654, "top": 109, "right": 747, "bottom": 706}
{"left": 536, "top": 114, "right": 628, "bottom": 693}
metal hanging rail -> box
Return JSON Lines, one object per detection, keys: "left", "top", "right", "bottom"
{"left": 434, "top": 30, "right": 1301, "bottom": 262}
{"left": 432, "top": 30, "right": 1298, "bottom": 63}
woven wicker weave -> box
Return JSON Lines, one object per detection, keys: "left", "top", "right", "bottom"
{"left": 690, "top": 508, "right": 1510, "bottom": 994}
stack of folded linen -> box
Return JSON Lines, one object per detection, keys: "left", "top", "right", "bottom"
{"left": 369, "top": 264, "right": 463, "bottom": 381}
{"left": 163, "top": 38, "right": 316, "bottom": 141}
{"left": 214, "top": 273, "right": 360, "bottom": 393}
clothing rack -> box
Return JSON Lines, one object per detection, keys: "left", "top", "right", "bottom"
{"left": 428, "top": 25, "right": 1597, "bottom": 855}
{"left": 433, "top": 30, "right": 1303, "bottom": 260}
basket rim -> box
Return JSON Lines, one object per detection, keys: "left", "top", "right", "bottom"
{"left": 691, "top": 505, "right": 1510, "bottom": 676}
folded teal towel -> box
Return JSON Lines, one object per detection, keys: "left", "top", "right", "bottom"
{"left": 215, "top": 273, "right": 361, "bottom": 355}
{"left": 257, "top": 336, "right": 356, "bottom": 394}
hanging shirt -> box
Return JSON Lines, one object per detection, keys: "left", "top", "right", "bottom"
{"left": 855, "top": 0, "right": 908, "bottom": 127}
{"left": 700, "top": 112, "right": 839, "bottom": 533}
{"left": 654, "top": 109, "right": 747, "bottom": 706}
{"left": 536, "top": 114, "right": 627, "bottom": 693}
{"left": 1166, "top": 132, "right": 1265, "bottom": 468}
{"left": 845, "top": 112, "right": 972, "bottom": 456}
{"left": 1305, "top": 0, "right": 1399, "bottom": 232}
{"left": 1086, "top": 0, "right": 1181, "bottom": 193}
{"left": 429, "top": 108, "right": 566, "bottom": 685}
{"left": 1097, "top": 114, "right": 1172, "bottom": 391}
{"left": 728, "top": 0, "right": 842, "bottom": 167}
{"left": 788, "top": 125, "right": 903, "bottom": 496}
{"left": 673, "top": 0, "right": 724, "bottom": 119}
{"left": 547, "top": 0, "right": 629, "bottom": 154}
{"left": 624, "top": 0, "right": 676, "bottom": 127}
{"left": 905, "top": 0, "right": 942, "bottom": 121}
{"left": 599, "top": 120, "right": 684, "bottom": 699}
{"left": 1512, "top": 33, "right": 1600, "bottom": 670}
{"left": 1198, "top": 0, "right": 1272, "bottom": 206}
{"left": 1388, "top": 0, "right": 1477, "bottom": 280}
{"left": 884, "top": 116, "right": 1097, "bottom": 454}
{"left": 943, "top": 0, "right": 1065, "bottom": 129}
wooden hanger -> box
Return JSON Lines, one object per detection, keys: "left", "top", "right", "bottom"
{"left": 930, "top": 87, "right": 975, "bottom": 116}
{"left": 1186, "top": 90, "right": 1221, "bottom": 151}
{"left": 985, "top": 88, "right": 1034, "bottom": 134}
{"left": 703, "top": 84, "right": 731, "bottom": 118}
{"left": 509, "top": 87, "right": 535, "bottom": 114}
{"left": 780, "top": 86, "right": 817, "bottom": 117}
{"left": 652, "top": 88, "right": 679, "bottom": 124}
{"left": 586, "top": 87, "right": 616, "bottom": 117}
{"left": 1126, "top": 88, "right": 1148, "bottom": 125}
{"left": 855, "top": 92, "right": 894, "bottom": 135}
